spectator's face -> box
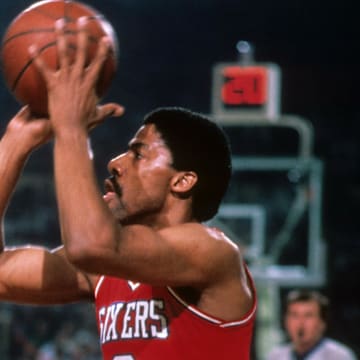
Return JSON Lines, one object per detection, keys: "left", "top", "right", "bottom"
{"left": 285, "top": 300, "right": 326, "bottom": 352}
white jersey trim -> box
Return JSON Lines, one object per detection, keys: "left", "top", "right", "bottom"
{"left": 167, "top": 286, "right": 256, "bottom": 328}
{"left": 94, "top": 275, "right": 105, "bottom": 299}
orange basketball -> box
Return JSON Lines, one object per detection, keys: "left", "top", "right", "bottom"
{"left": 1, "top": 0, "right": 118, "bottom": 116}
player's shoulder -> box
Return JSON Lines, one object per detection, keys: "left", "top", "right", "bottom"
{"left": 160, "top": 222, "right": 241, "bottom": 263}
{"left": 205, "top": 225, "right": 240, "bottom": 252}
{"left": 180, "top": 222, "right": 239, "bottom": 249}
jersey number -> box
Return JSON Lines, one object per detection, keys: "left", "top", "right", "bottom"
{"left": 113, "top": 356, "right": 135, "bottom": 360}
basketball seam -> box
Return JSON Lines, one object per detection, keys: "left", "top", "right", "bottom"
{"left": 2, "top": 29, "right": 54, "bottom": 46}
{"left": 10, "top": 33, "right": 104, "bottom": 91}
{"left": 11, "top": 42, "right": 55, "bottom": 91}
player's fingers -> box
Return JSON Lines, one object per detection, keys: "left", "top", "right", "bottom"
{"left": 16, "top": 105, "right": 31, "bottom": 118}
{"left": 99, "top": 103, "right": 125, "bottom": 118}
{"left": 87, "top": 36, "right": 111, "bottom": 86}
{"left": 55, "top": 18, "right": 69, "bottom": 69}
{"left": 74, "top": 16, "right": 88, "bottom": 73}
{"left": 29, "top": 45, "right": 52, "bottom": 81}
{"left": 88, "top": 103, "right": 125, "bottom": 130}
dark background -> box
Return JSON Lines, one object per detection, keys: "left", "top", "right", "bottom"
{"left": 0, "top": 0, "right": 359, "bottom": 357}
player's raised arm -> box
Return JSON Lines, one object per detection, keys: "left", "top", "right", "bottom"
{"left": 30, "top": 17, "right": 124, "bottom": 258}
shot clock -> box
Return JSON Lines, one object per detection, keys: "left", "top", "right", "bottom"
{"left": 211, "top": 42, "right": 281, "bottom": 123}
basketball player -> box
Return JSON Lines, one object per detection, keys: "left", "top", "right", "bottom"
{"left": 0, "top": 19, "right": 256, "bottom": 359}
{"left": 266, "top": 290, "right": 358, "bottom": 360}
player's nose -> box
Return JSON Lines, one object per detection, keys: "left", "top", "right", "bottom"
{"left": 107, "top": 153, "right": 126, "bottom": 177}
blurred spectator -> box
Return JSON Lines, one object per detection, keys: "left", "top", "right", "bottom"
{"left": 2, "top": 304, "right": 101, "bottom": 360}
{"left": 266, "top": 289, "right": 358, "bottom": 360}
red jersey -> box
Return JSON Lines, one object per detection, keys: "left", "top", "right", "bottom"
{"left": 94, "top": 273, "right": 256, "bottom": 360}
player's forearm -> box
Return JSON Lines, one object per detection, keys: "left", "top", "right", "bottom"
{"left": 53, "top": 129, "right": 118, "bottom": 263}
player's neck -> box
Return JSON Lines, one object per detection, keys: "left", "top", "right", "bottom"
{"left": 122, "top": 208, "right": 195, "bottom": 230}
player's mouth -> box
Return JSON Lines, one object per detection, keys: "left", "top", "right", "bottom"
{"left": 104, "top": 175, "right": 122, "bottom": 197}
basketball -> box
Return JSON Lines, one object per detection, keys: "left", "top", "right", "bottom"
{"left": 1, "top": 0, "right": 118, "bottom": 116}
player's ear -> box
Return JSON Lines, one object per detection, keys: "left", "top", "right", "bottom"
{"left": 171, "top": 171, "right": 198, "bottom": 194}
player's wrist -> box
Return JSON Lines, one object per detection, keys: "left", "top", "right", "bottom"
{"left": 53, "top": 125, "right": 89, "bottom": 146}
{"left": 0, "top": 131, "right": 34, "bottom": 159}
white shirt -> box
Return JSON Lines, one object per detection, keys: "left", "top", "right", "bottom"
{"left": 266, "top": 338, "right": 358, "bottom": 360}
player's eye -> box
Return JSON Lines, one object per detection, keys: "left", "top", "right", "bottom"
{"left": 134, "top": 150, "right": 143, "bottom": 159}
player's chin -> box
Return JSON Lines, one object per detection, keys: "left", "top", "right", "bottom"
{"left": 103, "top": 195, "right": 126, "bottom": 218}
{"left": 103, "top": 191, "right": 118, "bottom": 202}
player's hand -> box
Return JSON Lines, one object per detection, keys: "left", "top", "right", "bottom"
{"left": 5, "top": 106, "right": 52, "bottom": 154}
{"left": 29, "top": 17, "right": 124, "bottom": 134}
